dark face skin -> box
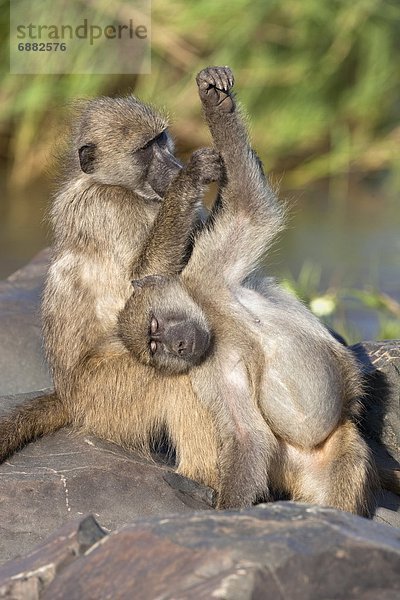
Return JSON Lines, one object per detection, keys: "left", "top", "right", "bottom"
{"left": 147, "top": 311, "right": 210, "bottom": 368}
{"left": 118, "top": 275, "right": 212, "bottom": 375}
{"left": 137, "top": 130, "right": 183, "bottom": 198}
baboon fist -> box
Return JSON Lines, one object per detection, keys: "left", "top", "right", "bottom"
{"left": 187, "top": 147, "right": 223, "bottom": 185}
{"left": 196, "top": 66, "right": 235, "bottom": 112}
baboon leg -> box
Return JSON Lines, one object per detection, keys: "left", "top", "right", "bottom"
{"left": 69, "top": 353, "right": 220, "bottom": 489}
{"left": 188, "top": 345, "right": 277, "bottom": 509}
{"left": 378, "top": 466, "right": 400, "bottom": 496}
{"left": 215, "top": 422, "right": 277, "bottom": 509}
{"left": 288, "top": 420, "right": 379, "bottom": 517}
{"left": 0, "top": 393, "right": 69, "bottom": 462}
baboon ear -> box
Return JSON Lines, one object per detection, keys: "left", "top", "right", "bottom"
{"left": 78, "top": 143, "right": 96, "bottom": 174}
{"left": 131, "top": 279, "right": 145, "bottom": 292}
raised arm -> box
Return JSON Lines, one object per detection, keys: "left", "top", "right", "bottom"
{"left": 133, "top": 148, "right": 221, "bottom": 279}
{"left": 184, "top": 67, "right": 285, "bottom": 288}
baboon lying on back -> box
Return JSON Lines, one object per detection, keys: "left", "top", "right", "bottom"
{"left": 0, "top": 68, "right": 393, "bottom": 515}
{"left": 0, "top": 92, "right": 223, "bottom": 490}
{"left": 122, "top": 66, "right": 381, "bottom": 516}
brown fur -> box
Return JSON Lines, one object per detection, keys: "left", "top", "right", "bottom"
{"left": 0, "top": 95, "right": 222, "bottom": 491}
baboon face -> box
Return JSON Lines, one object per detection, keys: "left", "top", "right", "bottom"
{"left": 76, "top": 97, "right": 182, "bottom": 200}
{"left": 120, "top": 275, "right": 212, "bottom": 374}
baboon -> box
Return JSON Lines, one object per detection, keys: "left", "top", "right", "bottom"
{"left": 0, "top": 94, "right": 222, "bottom": 490}
{"left": 122, "top": 66, "right": 381, "bottom": 516}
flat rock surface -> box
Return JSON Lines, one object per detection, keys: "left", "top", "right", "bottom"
{"left": 0, "top": 250, "right": 51, "bottom": 395}
{"left": 0, "top": 505, "right": 399, "bottom": 599}
{"left": 0, "top": 392, "right": 212, "bottom": 565}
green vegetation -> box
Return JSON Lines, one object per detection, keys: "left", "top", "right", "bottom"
{"left": 1, "top": 0, "right": 399, "bottom": 187}
{"left": 0, "top": 0, "right": 399, "bottom": 341}
{"left": 282, "top": 262, "right": 400, "bottom": 343}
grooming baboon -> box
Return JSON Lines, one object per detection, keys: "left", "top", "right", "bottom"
{"left": 123, "top": 66, "right": 381, "bottom": 516}
{"left": 0, "top": 95, "right": 222, "bottom": 489}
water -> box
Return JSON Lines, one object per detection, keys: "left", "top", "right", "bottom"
{"left": 0, "top": 177, "right": 51, "bottom": 278}
{"left": 274, "top": 183, "right": 400, "bottom": 298}
{"left": 1, "top": 176, "right": 399, "bottom": 340}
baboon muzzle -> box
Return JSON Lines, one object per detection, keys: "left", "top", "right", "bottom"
{"left": 165, "top": 321, "right": 210, "bottom": 362}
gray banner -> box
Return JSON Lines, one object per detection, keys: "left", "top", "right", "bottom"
{"left": 10, "top": 0, "right": 151, "bottom": 74}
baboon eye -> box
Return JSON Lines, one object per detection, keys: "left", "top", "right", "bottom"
{"left": 155, "top": 131, "right": 168, "bottom": 146}
{"left": 138, "top": 130, "right": 167, "bottom": 152}
{"left": 150, "top": 340, "right": 157, "bottom": 354}
{"left": 150, "top": 317, "right": 158, "bottom": 334}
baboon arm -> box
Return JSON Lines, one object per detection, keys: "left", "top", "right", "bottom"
{"left": 134, "top": 170, "right": 200, "bottom": 277}
{"left": 185, "top": 81, "right": 284, "bottom": 288}
{"left": 134, "top": 149, "right": 220, "bottom": 279}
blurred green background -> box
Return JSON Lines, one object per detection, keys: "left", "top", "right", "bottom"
{"left": 1, "top": 0, "right": 399, "bottom": 342}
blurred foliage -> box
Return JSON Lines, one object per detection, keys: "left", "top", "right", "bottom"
{"left": 0, "top": 0, "right": 399, "bottom": 342}
{"left": 0, "top": 0, "right": 399, "bottom": 187}
{"left": 282, "top": 262, "right": 400, "bottom": 343}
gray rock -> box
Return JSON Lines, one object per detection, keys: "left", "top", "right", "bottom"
{"left": 0, "top": 515, "right": 106, "bottom": 599}
{"left": 0, "top": 505, "right": 399, "bottom": 600}
{"left": 0, "top": 384, "right": 399, "bottom": 567}
{"left": 0, "top": 250, "right": 51, "bottom": 395}
{"left": 353, "top": 340, "right": 400, "bottom": 462}
{"left": 0, "top": 391, "right": 212, "bottom": 565}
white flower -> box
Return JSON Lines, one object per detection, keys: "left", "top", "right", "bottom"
{"left": 310, "top": 295, "right": 336, "bottom": 317}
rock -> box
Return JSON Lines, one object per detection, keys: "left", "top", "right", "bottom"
{"left": 350, "top": 340, "right": 400, "bottom": 529}
{"left": 352, "top": 340, "right": 400, "bottom": 463}
{"left": 0, "top": 515, "right": 105, "bottom": 599}
{"left": 0, "top": 505, "right": 399, "bottom": 599}
{"left": 0, "top": 391, "right": 212, "bottom": 565}
{"left": 0, "top": 250, "right": 51, "bottom": 395}
{"left": 1, "top": 390, "right": 397, "bottom": 565}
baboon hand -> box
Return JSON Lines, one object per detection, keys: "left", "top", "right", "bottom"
{"left": 196, "top": 66, "right": 235, "bottom": 112}
{"left": 187, "top": 147, "right": 223, "bottom": 184}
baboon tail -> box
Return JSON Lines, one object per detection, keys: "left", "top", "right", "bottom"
{"left": 0, "top": 392, "right": 69, "bottom": 463}
{"left": 378, "top": 466, "right": 400, "bottom": 496}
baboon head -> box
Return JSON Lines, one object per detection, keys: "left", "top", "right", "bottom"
{"left": 119, "top": 275, "right": 212, "bottom": 374}
{"left": 75, "top": 97, "right": 182, "bottom": 200}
